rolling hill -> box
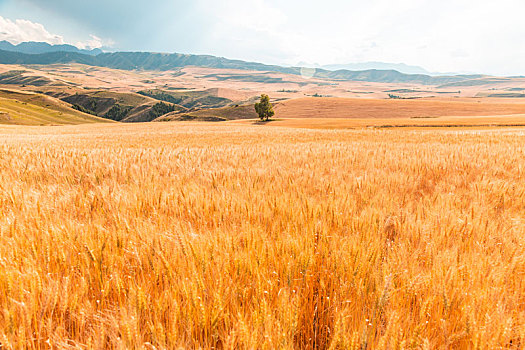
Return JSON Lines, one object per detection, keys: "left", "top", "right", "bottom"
{"left": 0, "top": 69, "right": 75, "bottom": 87}
{"left": 137, "top": 88, "right": 233, "bottom": 109}
{"left": 60, "top": 90, "right": 186, "bottom": 122}
{"left": 156, "top": 104, "right": 258, "bottom": 122}
{"left": 0, "top": 49, "right": 482, "bottom": 86}
{"left": 0, "top": 70, "right": 53, "bottom": 86}
{"left": 0, "top": 89, "right": 111, "bottom": 125}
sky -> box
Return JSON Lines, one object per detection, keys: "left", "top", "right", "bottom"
{"left": 0, "top": 0, "right": 524, "bottom": 76}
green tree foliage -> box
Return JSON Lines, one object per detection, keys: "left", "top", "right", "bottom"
{"left": 71, "top": 104, "right": 97, "bottom": 116}
{"left": 148, "top": 102, "right": 176, "bottom": 120}
{"left": 104, "top": 104, "right": 133, "bottom": 121}
{"left": 254, "top": 94, "right": 274, "bottom": 121}
{"left": 138, "top": 90, "right": 182, "bottom": 105}
{"left": 139, "top": 90, "right": 231, "bottom": 109}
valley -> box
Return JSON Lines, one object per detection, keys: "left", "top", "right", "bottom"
{"left": 1, "top": 59, "right": 525, "bottom": 127}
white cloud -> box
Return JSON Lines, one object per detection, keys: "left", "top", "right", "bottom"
{"left": 0, "top": 15, "right": 114, "bottom": 51}
{"left": 0, "top": 15, "right": 65, "bottom": 44}
{"left": 76, "top": 35, "right": 115, "bottom": 50}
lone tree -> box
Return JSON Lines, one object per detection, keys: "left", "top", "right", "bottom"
{"left": 255, "top": 94, "right": 274, "bottom": 121}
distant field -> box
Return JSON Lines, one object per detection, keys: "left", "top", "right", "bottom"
{"left": 1, "top": 122, "right": 524, "bottom": 348}
{"left": 3, "top": 63, "right": 525, "bottom": 102}
{"left": 274, "top": 97, "right": 525, "bottom": 119}
{"left": 4, "top": 87, "right": 525, "bottom": 127}
{"left": 159, "top": 97, "right": 525, "bottom": 125}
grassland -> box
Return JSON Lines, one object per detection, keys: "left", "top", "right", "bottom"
{"left": 0, "top": 89, "right": 111, "bottom": 125}
{"left": 0, "top": 70, "right": 55, "bottom": 87}
{"left": 0, "top": 122, "right": 524, "bottom": 349}
{"left": 60, "top": 90, "right": 185, "bottom": 123}
{"left": 157, "top": 104, "right": 258, "bottom": 122}
{"left": 245, "top": 115, "right": 525, "bottom": 129}
{"left": 274, "top": 97, "right": 525, "bottom": 119}
{"left": 149, "top": 96, "right": 525, "bottom": 125}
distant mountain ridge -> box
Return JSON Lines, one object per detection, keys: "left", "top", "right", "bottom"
{"left": 0, "top": 46, "right": 483, "bottom": 86}
{"left": 0, "top": 41, "right": 102, "bottom": 56}
{"left": 322, "top": 62, "right": 431, "bottom": 75}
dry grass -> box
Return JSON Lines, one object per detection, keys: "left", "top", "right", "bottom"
{"left": 1, "top": 122, "right": 525, "bottom": 349}
{"left": 274, "top": 97, "right": 525, "bottom": 119}
{"left": 238, "top": 116, "right": 525, "bottom": 130}
{"left": 0, "top": 89, "right": 111, "bottom": 126}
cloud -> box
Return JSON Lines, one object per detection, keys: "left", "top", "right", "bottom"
{"left": 13, "top": 0, "right": 199, "bottom": 51}
{"left": 0, "top": 15, "right": 65, "bottom": 44}
{"left": 0, "top": 15, "right": 115, "bottom": 50}
{"left": 76, "top": 35, "right": 115, "bottom": 50}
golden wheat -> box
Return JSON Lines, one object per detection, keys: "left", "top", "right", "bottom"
{"left": 0, "top": 122, "right": 524, "bottom": 349}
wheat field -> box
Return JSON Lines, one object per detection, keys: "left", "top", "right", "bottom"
{"left": 0, "top": 122, "right": 524, "bottom": 349}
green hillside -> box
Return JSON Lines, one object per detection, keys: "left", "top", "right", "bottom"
{"left": 62, "top": 90, "right": 186, "bottom": 122}
{"left": 138, "top": 89, "right": 232, "bottom": 109}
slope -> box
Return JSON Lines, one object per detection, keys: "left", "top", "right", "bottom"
{"left": 156, "top": 104, "right": 257, "bottom": 122}
{"left": 0, "top": 89, "right": 112, "bottom": 125}
{"left": 137, "top": 89, "right": 233, "bottom": 109}
{"left": 61, "top": 90, "right": 186, "bottom": 122}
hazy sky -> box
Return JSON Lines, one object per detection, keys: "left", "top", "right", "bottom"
{"left": 0, "top": 0, "right": 524, "bottom": 76}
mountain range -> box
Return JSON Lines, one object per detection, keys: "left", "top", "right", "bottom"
{"left": 0, "top": 41, "right": 102, "bottom": 56}
{"left": 0, "top": 41, "right": 485, "bottom": 86}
